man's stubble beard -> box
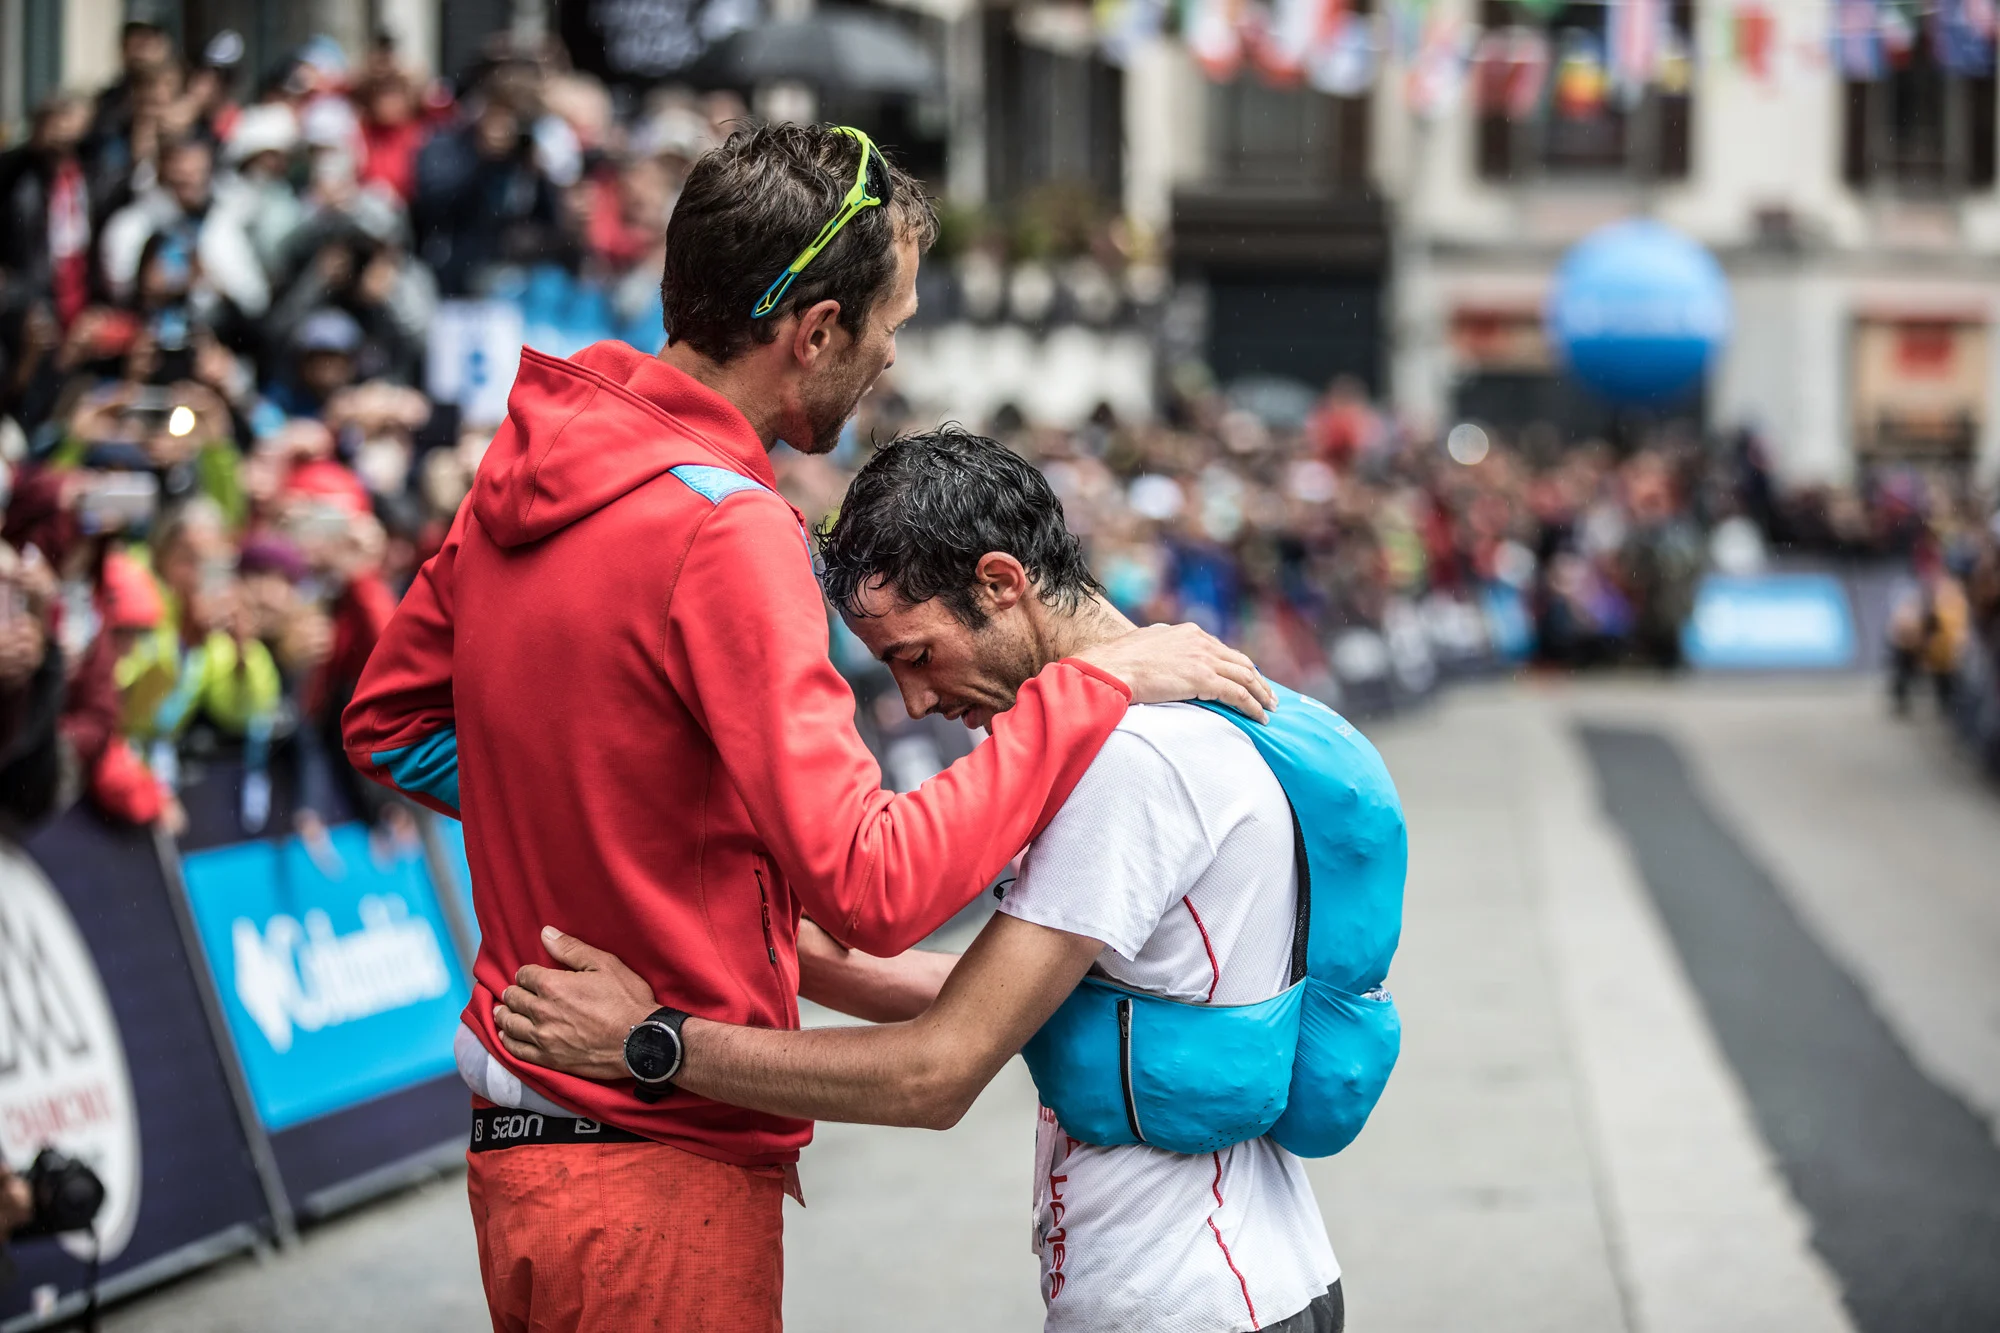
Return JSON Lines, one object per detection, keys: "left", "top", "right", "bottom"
{"left": 794, "top": 344, "right": 880, "bottom": 456}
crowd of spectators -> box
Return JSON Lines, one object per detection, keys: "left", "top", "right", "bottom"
{"left": 1, "top": 18, "right": 1996, "bottom": 843}
{"left": 787, "top": 377, "right": 2000, "bottom": 729}
{"left": 0, "top": 20, "right": 731, "bottom": 839}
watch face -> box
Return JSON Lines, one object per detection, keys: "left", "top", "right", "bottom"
{"left": 625, "top": 1022, "right": 681, "bottom": 1083}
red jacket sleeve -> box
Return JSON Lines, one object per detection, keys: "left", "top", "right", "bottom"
{"left": 663, "top": 493, "right": 1130, "bottom": 956}
{"left": 340, "top": 504, "right": 466, "bottom": 818}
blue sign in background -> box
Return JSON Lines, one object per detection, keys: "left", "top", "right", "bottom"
{"left": 180, "top": 825, "right": 471, "bottom": 1131}
{"left": 1682, "top": 573, "right": 1858, "bottom": 670}
{"left": 0, "top": 808, "right": 276, "bottom": 1323}
{"left": 1548, "top": 220, "right": 1730, "bottom": 404}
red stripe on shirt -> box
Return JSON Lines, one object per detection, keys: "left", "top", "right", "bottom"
{"left": 1208, "top": 1152, "right": 1258, "bottom": 1328}
{"left": 1184, "top": 895, "right": 1221, "bottom": 1003}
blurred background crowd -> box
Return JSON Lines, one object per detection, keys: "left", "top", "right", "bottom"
{"left": 809, "top": 368, "right": 2000, "bottom": 776}
{"left": 0, "top": 12, "right": 1997, "bottom": 851}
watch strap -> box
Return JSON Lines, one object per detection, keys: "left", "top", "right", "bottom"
{"left": 628, "top": 1006, "right": 690, "bottom": 1104}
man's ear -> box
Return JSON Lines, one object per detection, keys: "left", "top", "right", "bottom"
{"left": 789, "top": 298, "right": 846, "bottom": 368}
{"left": 973, "top": 552, "right": 1031, "bottom": 614}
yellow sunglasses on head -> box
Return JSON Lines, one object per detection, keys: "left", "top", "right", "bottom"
{"left": 751, "top": 126, "right": 890, "bottom": 320}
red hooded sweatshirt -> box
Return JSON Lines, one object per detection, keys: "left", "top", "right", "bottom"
{"left": 343, "top": 341, "right": 1129, "bottom": 1167}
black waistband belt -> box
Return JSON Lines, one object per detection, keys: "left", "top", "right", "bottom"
{"left": 471, "top": 1105, "right": 650, "bottom": 1152}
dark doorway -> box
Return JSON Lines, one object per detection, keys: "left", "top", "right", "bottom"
{"left": 1206, "top": 274, "right": 1381, "bottom": 393}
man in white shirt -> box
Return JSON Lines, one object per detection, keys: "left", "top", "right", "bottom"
{"left": 492, "top": 427, "right": 1345, "bottom": 1332}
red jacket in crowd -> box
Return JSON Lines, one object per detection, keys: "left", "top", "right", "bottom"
{"left": 343, "top": 341, "right": 1129, "bottom": 1167}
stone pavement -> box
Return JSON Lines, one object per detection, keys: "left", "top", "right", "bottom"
{"left": 101, "top": 677, "right": 1998, "bottom": 1332}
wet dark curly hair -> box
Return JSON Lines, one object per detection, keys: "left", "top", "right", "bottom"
{"left": 816, "top": 427, "right": 1104, "bottom": 628}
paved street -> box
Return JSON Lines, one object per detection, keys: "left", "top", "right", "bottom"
{"left": 105, "top": 676, "right": 2000, "bottom": 1332}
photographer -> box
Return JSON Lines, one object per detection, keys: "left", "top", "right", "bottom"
{"left": 0, "top": 1148, "right": 108, "bottom": 1320}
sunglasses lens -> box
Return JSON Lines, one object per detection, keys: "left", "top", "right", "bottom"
{"left": 863, "top": 148, "right": 891, "bottom": 204}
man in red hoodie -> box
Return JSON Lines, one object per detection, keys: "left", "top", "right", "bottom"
{"left": 343, "top": 123, "right": 1269, "bottom": 1332}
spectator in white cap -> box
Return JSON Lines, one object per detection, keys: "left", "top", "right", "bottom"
{"left": 100, "top": 135, "right": 271, "bottom": 317}
{"left": 217, "top": 103, "right": 304, "bottom": 275}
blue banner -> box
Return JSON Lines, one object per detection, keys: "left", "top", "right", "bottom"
{"left": 0, "top": 812, "right": 274, "bottom": 1323}
{"left": 178, "top": 826, "right": 470, "bottom": 1132}
{"left": 1682, "top": 573, "right": 1858, "bottom": 670}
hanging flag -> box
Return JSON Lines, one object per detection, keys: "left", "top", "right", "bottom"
{"left": 1553, "top": 30, "right": 1609, "bottom": 118}
{"left": 1186, "top": 0, "right": 1247, "bottom": 80}
{"left": 1099, "top": 0, "right": 1168, "bottom": 67}
{"left": 1732, "top": 1, "right": 1777, "bottom": 83}
{"left": 1473, "top": 26, "right": 1550, "bottom": 119}
{"left": 1405, "top": 14, "right": 1470, "bottom": 119}
{"left": 1608, "top": 0, "right": 1666, "bottom": 100}
{"left": 1832, "top": 0, "right": 1884, "bottom": 76}
{"left": 1933, "top": 0, "right": 1997, "bottom": 73}
{"left": 1473, "top": 28, "right": 1515, "bottom": 112}
{"left": 1880, "top": 0, "right": 1917, "bottom": 65}
{"left": 1308, "top": 11, "right": 1379, "bottom": 94}
{"left": 1251, "top": 0, "right": 1343, "bottom": 85}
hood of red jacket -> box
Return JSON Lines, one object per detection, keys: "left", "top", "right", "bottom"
{"left": 472, "top": 340, "right": 782, "bottom": 549}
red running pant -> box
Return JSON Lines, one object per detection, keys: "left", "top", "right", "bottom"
{"left": 466, "top": 1134, "right": 788, "bottom": 1332}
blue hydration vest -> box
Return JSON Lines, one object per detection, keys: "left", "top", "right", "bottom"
{"left": 1021, "top": 683, "right": 1407, "bottom": 1158}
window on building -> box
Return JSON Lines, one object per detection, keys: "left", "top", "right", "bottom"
{"left": 1842, "top": 44, "right": 1997, "bottom": 194}
{"left": 1474, "top": 0, "right": 1694, "bottom": 183}
{"left": 1211, "top": 80, "right": 1371, "bottom": 189}
{"left": 984, "top": 10, "right": 1124, "bottom": 208}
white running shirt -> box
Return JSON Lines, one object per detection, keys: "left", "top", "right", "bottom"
{"left": 999, "top": 702, "right": 1339, "bottom": 1333}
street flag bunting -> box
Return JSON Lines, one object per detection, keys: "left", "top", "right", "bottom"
{"left": 1933, "top": 0, "right": 1997, "bottom": 73}
{"left": 1608, "top": 0, "right": 1667, "bottom": 100}
{"left": 1186, "top": 0, "right": 1248, "bottom": 80}
{"left": 1250, "top": 0, "right": 1345, "bottom": 85}
{"left": 1405, "top": 14, "right": 1471, "bottom": 119}
{"left": 1553, "top": 29, "right": 1609, "bottom": 118}
{"left": 1879, "top": 0, "right": 1917, "bottom": 63}
{"left": 1308, "top": 11, "right": 1379, "bottom": 94}
{"left": 1731, "top": 1, "right": 1777, "bottom": 84}
{"left": 1098, "top": 0, "right": 1169, "bottom": 67}
{"left": 1833, "top": 0, "right": 1884, "bottom": 76}
{"left": 1473, "top": 26, "right": 1551, "bottom": 120}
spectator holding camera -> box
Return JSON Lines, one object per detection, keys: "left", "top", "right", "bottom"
{"left": 116, "top": 498, "right": 279, "bottom": 776}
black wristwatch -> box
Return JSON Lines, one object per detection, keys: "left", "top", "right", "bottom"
{"left": 624, "top": 1007, "right": 690, "bottom": 1104}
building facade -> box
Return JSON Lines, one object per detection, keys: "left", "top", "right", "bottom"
{"left": 13, "top": 0, "right": 1997, "bottom": 484}
{"left": 1100, "top": 0, "right": 2000, "bottom": 483}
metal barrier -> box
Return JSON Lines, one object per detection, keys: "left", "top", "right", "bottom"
{"left": 0, "top": 746, "right": 479, "bottom": 1327}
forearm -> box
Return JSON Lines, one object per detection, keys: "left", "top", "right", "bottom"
{"left": 678, "top": 1015, "right": 985, "bottom": 1130}
{"left": 797, "top": 921, "right": 957, "bottom": 1022}
{"left": 496, "top": 917, "right": 1102, "bottom": 1131}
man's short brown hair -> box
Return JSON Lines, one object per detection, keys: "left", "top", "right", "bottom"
{"left": 660, "top": 123, "right": 938, "bottom": 364}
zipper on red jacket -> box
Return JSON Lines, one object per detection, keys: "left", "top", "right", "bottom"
{"left": 755, "top": 867, "right": 779, "bottom": 967}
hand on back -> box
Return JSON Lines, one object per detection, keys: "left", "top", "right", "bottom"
{"left": 1073, "top": 622, "right": 1276, "bottom": 723}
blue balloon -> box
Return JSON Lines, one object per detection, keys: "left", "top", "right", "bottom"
{"left": 1547, "top": 220, "right": 1730, "bottom": 405}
